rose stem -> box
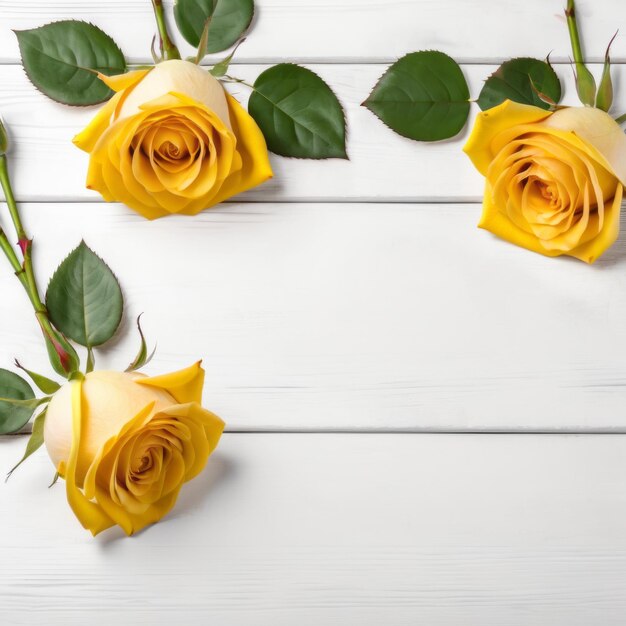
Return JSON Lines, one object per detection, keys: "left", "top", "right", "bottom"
{"left": 0, "top": 123, "right": 77, "bottom": 375}
{"left": 0, "top": 155, "right": 44, "bottom": 316}
{"left": 150, "top": 0, "right": 181, "bottom": 61}
{"left": 565, "top": 0, "right": 585, "bottom": 67}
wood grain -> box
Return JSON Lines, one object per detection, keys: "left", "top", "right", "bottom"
{"left": 1, "top": 202, "right": 626, "bottom": 433}
{"left": 2, "top": 432, "right": 626, "bottom": 625}
{"left": 1, "top": 64, "right": 624, "bottom": 204}
{"left": 1, "top": 0, "right": 625, "bottom": 64}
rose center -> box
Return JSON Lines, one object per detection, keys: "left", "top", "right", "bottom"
{"left": 133, "top": 453, "right": 152, "bottom": 474}
{"left": 160, "top": 141, "right": 181, "bottom": 159}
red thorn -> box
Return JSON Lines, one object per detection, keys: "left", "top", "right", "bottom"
{"left": 18, "top": 238, "right": 31, "bottom": 256}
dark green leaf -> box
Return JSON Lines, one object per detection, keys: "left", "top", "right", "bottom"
{"left": 6, "top": 408, "right": 46, "bottom": 480}
{"left": 174, "top": 0, "right": 254, "bottom": 54}
{"left": 0, "top": 369, "right": 36, "bottom": 434}
{"left": 249, "top": 63, "right": 347, "bottom": 159}
{"left": 46, "top": 242, "right": 123, "bottom": 348}
{"left": 15, "top": 21, "right": 126, "bottom": 106}
{"left": 477, "top": 57, "right": 562, "bottom": 111}
{"left": 15, "top": 360, "right": 60, "bottom": 394}
{"left": 363, "top": 51, "right": 470, "bottom": 141}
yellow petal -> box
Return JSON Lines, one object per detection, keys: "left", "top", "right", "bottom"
{"left": 463, "top": 100, "right": 552, "bottom": 176}
{"left": 542, "top": 106, "right": 626, "bottom": 185}
{"left": 116, "top": 61, "right": 231, "bottom": 128}
{"left": 478, "top": 182, "right": 563, "bottom": 258}
{"left": 569, "top": 183, "right": 623, "bottom": 263}
{"left": 73, "top": 70, "right": 152, "bottom": 153}
{"left": 97, "top": 69, "right": 151, "bottom": 93}
{"left": 212, "top": 94, "right": 273, "bottom": 200}
{"left": 73, "top": 91, "right": 125, "bottom": 153}
{"left": 65, "top": 379, "right": 114, "bottom": 536}
{"left": 136, "top": 361, "right": 205, "bottom": 404}
{"left": 160, "top": 402, "right": 225, "bottom": 480}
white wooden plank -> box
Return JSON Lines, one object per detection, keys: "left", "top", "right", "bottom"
{"left": 1, "top": 202, "right": 626, "bottom": 433}
{"left": 1, "top": 0, "right": 625, "bottom": 64}
{"left": 1, "top": 63, "right": 623, "bottom": 204}
{"left": 2, "top": 432, "right": 626, "bottom": 625}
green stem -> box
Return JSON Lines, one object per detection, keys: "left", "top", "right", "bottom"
{"left": 222, "top": 75, "right": 255, "bottom": 90}
{"left": 615, "top": 112, "right": 626, "bottom": 125}
{"left": 0, "top": 155, "right": 44, "bottom": 313}
{"left": 0, "top": 229, "right": 22, "bottom": 275}
{"left": 565, "top": 0, "right": 585, "bottom": 66}
{"left": 151, "top": 0, "right": 181, "bottom": 61}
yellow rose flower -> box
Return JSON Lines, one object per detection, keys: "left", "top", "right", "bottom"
{"left": 464, "top": 100, "right": 626, "bottom": 263}
{"left": 73, "top": 60, "right": 273, "bottom": 219}
{"left": 44, "top": 362, "right": 224, "bottom": 536}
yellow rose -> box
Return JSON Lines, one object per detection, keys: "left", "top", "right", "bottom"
{"left": 44, "top": 362, "right": 224, "bottom": 536}
{"left": 464, "top": 100, "right": 626, "bottom": 263}
{"left": 74, "top": 60, "right": 273, "bottom": 219}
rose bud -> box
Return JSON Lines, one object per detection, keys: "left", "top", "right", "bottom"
{"left": 44, "top": 362, "right": 224, "bottom": 536}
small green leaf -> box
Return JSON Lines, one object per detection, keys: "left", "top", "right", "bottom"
{"left": 363, "top": 51, "right": 470, "bottom": 142}
{"left": 6, "top": 408, "right": 46, "bottom": 480}
{"left": 209, "top": 38, "right": 245, "bottom": 77}
{"left": 574, "top": 62, "right": 596, "bottom": 107}
{"left": 174, "top": 0, "right": 254, "bottom": 54}
{"left": 49, "top": 471, "right": 60, "bottom": 488}
{"left": 125, "top": 315, "right": 157, "bottom": 372}
{"left": 15, "top": 21, "right": 126, "bottom": 106}
{"left": 477, "top": 57, "right": 562, "bottom": 111}
{"left": 193, "top": 15, "right": 213, "bottom": 64}
{"left": 14, "top": 360, "right": 60, "bottom": 394}
{"left": 249, "top": 64, "right": 347, "bottom": 159}
{"left": 596, "top": 32, "right": 617, "bottom": 112}
{"left": 0, "top": 369, "right": 36, "bottom": 434}
{"left": 46, "top": 242, "right": 123, "bottom": 348}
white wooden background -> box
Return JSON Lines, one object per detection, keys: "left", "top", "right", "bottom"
{"left": 2, "top": 1, "right": 626, "bottom": 623}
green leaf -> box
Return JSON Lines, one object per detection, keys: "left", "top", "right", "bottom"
{"left": 249, "top": 64, "right": 347, "bottom": 159}
{"left": 125, "top": 315, "right": 157, "bottom": 372}
{"left": 14, "top": 360, "right": 60, "bottom": 394}
{"left": 477, "top": 57, "right": 562, "bottom": 111}
{"left": 0, "top": 369, "right": 36, "bottom": 435}
{"left": 363, "top": 51, "right": 470, "bottom": 142}
{"left": 15, "top": 21, "right": 127, "bottom": 106}
{"left": 574, "top": 62, "right": 597, "bottom": 107}
{"left": 6, "top": 408, "right": 46, "bottom": 480}
{"left": 46, "top": 242, "right": 123, "bottom": 348}
{"left": 174, "top": 0, "right": 254, "bottom": 54}
{"left": 209, "top": 38, "right": 245, "bottom": 77}
{"left": 596, "top": 32, "right": 617, "bottom": 112}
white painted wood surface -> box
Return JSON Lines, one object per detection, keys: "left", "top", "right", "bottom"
{"left": 1, "top": 202, "right": 626, "bottom": 432}
{"left": 3, "top": 433, "right": 626, "bottom": 625}
{"left": 1, "top": 0, "right": 625, "bottom": 63}
{"left": 1, "top": 0, "right": 626, "bottom": 623}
